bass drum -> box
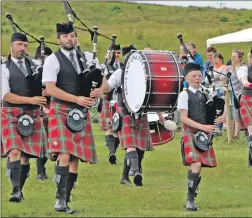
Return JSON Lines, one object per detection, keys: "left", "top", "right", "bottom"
{"left": 122, "top": 50, "right": 183, "bottom": 114}
{"left": 148, "top": 113, "right": 175, "bottom": 146}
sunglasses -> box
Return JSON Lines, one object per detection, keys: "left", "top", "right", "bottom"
{"left": 116, "top": 51, "right": 121, "bottom": 54}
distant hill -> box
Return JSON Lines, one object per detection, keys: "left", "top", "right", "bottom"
{"left": 2, "top": 1, "right": 252, "bottom": 62}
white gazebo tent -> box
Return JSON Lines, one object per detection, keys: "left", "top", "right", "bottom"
{"left": 206, "top": 28, "right": 252, "bottom": 47}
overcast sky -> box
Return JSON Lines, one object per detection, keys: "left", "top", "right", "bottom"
{"left": 134, "top": 1, "right": 252, "bottom": 9}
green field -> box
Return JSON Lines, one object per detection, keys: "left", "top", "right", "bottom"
{"left": 1, "top": 1, "right": 252, "bottom": 62}
{"left": 1, "top": 123, "right": 251, "bottom": 217}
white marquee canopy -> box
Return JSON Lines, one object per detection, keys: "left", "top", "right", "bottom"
{"left": 206, "top": 28, "right": 252, "bottom": 47}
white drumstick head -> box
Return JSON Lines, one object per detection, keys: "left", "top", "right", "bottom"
{"left": 164, "top": 120, "right": 177, "bottom": 131}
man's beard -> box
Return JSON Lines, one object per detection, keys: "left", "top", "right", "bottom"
{"left": 15, "top": 52, "right": 24, "bottom": 60}
{"left": 62, "top": 45, "right": 74, "bottom": 51}
{"left": 60, "top": 42, "right": 74, "bottom": 51}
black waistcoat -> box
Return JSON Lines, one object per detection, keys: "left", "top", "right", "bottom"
{"left": 3, "top": 59, "right": 38, "bottom": 109}
{"left": 51, "top": 50, "right": 84, "bottom": 107}
{"left": 187, "top": 89, "right": 207, "bottom": 124}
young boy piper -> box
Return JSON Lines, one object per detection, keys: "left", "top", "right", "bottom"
{"left": 177, "top": 62, "right": 226, "bottom": 211}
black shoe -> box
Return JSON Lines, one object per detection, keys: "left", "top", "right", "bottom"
{"left": 54, "top": 189, "right": 67, "bottom": 212}
{"left": 66, "top": 203, "right": 77, "bottom": 214}
{"left": 36, "top": 174, "right": 44, "bottom": 181}
{"left": 120, "top": 177, "right": 132, "bottom": 185}
{"left": 9, "top": 187, "right": 22, "bottom": 203}
{"left": 186, "top": 200, "right": 198, "bottom": 211}
{"left": 133, "top": 172, "right": 143, "bottom": 186}
{"left": 55, "top": 199, "right": 66, "bottom": 212}
{"left": 43, "top": 173, "right": 48, "bottom": 180}
{"left": 109, "top": 153, "right": 116, "bottom": 164}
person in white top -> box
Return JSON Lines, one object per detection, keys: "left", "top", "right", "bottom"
{"left": 177, "top": 62, "right": 225, "bottom": 211}
{"left": 236, "top": 49, "right": 252, "bottom": 167}
{"left": 101, "top": 45, "right": 154, "bottom": 187}
{"left": 42, "top": 21, "right": 101, "bottom": 214}
{"left": 1, "top": 32, "right": 47, "bottom": 203}
{"left": 227, "top": 49, "right": 245, "bottom": 139}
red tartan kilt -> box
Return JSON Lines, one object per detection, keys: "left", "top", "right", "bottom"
{"left": 116, "top": 106, "right": 154, "bottom": 151}
{"left": 100, "top": 100, "right": 116, "bottom": 131}
{"left": 47, "top": 101, "right": 97, "bottom": 163}
{"left": 1, "top": 107, "right": 47, "bottom": 158}
{"left": 239, "top": 95, "right": 252, "bottom": 130}
{"left": 181, "top": 125, "right": 217, "bottom": 168}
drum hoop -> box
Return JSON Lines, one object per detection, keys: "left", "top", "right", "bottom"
{"left": 122, "top": 50, "right": 134, "bottom": 113}
{"left": 138, "top": 51, "right": 151, "bottom": 113}
{"left": 122, "top": 50, "right": 151, "bottom": 114}
{"left": 167, "top": 51, "right": 183, "bottom": 114}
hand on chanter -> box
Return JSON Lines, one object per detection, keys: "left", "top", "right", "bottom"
{"left": 30, "top": 96, "right": 47, "bottom": 106}
{"left": 42, "top": 88, "right": 51, "bottom": 97}
{"left": 76, "top": 96, "right": 95, "bottom": 108}
{"left": 214, "top": 115, "right": 225, "bottom": 124}
{"left": 201, "top": 124, "right": 215, "bottom": 133}
{"left": 90, "top": 88, "right": 102, "bottom": 98}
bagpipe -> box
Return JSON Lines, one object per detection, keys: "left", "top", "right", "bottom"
{"left": 101, "top": 33, "right": 118, "bottom": 80}
{"left": 5, "top": 13, "right": 51, "bottom": 136}
{"left": 97, "top": 34, "right": 120, "bottom": 113}
{"left": 62, "top": 1, "right": 104, "bottom": 98}
{"left": 62, "top": 1, "right": 125, "bottom": 98}
{"left": 177, "top": 33, "right": 226, "bottom": 152}
{"left": 5, "top": 13, "right": 44, "bottom": 98}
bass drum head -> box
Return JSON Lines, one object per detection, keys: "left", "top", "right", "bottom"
{"left": 147, "top": 113, "right": 175, "bottom": 146}
{"left": 122, "top": 51, "right": 148, "bottom": 113}
{"left": 147, "top": 113, "right": 169, "bottom": 122}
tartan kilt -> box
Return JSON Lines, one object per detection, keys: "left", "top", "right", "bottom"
{"left": 239, "top": 95, "right": 252, "bottom": 130}
{"left": 1, "top": 107, "right": 47, "bottom": 158}
{"left": 47, "top": 101, "right": 97, "bottom": 163}
{"left": 116, "top": 106, "right": 154, "bottom": 151}
{"left": 100, "top": 99, "right": 116, "bottom": 131}
{"left": 181, "top": 125, "right": 217, "bottom": 168}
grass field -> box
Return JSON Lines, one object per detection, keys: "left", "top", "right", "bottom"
{"left": 1, "top": 123, "right": 251, "bottom": 217}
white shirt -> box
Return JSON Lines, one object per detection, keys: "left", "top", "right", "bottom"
{"left": 1, "top": 57, "right": 41, "bottom": 100}
{"left": 107, "top": 68, "right": 122, "bottom": 89}
{"left": 237, "top": 65, "right": 248, "bottom": 80}
{"left": 177, "top": 86, "right": 201, "bottom": 111}
{"left": 42, "top": 48, "right": 100, "bottom": 83}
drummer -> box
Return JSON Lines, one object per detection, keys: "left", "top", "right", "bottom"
{"left": 100, "top": 45, "right": 154, "bottom": 186}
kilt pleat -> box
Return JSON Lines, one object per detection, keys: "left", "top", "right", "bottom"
{"left": 116, "top": 106, "right": 154, "bottom": 151}
{"left": 1, "top": 107, "right": 47, "bottom": 158}
{"left": 47, "top": 101, "right": 97, "bottom": 163}
{"left": 181, "top": 125, "right": 217, "bottom": 168}
{"left": 239, "top": 95, "right": 252, "bottom": 130}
